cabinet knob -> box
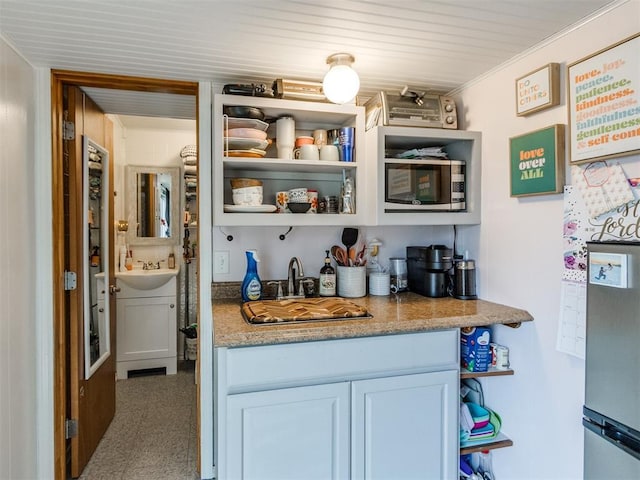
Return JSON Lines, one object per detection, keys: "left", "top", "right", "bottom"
{"left": 109, "top": 285, "right": 121, "bottom": 294}
{"left": 98, "top": 307, "right": 104, "bottom": 313}
{"left": 170, "top": 304, "right": 175, "bottom": 308}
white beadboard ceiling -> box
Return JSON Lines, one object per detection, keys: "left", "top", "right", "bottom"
{"left": 0, "top": 0, "right": 619, "bottom": 120}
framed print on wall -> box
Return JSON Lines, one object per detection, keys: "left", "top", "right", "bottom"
{"left": 510, "top": 124, "right": 565, "bottom": 197}
{"left": 516, "top": 63, "right": 560, "bottom": 116}
{"left": 568, "top": 32, "right": 640, "bottom": 164}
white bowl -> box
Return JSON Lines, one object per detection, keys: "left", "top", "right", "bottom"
{"left": 232, "top": 186, "right": 263, "bottom": 206}
{"left": 288, "top": 187, "right": 308, "bottom": 203}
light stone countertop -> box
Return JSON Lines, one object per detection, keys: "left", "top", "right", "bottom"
{"left": 212, "top": 291, "right": 533, "bottom": 348}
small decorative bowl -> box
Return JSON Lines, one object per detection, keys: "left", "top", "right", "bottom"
{"left": 287, "top": 202, "right": 311, "bottom": 214}
{"left": 288, "top": 187, "right": 308, "bottom": 203}
{"left": 232, "top": 186, "right": 263, "bottom": 206}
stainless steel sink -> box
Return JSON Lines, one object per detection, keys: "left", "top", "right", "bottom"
{"left": 241, "top": 297, "right": 372, "bottom": 325}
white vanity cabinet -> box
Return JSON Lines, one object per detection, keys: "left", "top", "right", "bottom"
{"left": 212, "top": 94, "right": 366, "bottom": 226}
{"left": 215, "top": 329, "right": 459, "bottom": 479}
{"left": 116, "top": 277, "right": 177, "bottom": 379}
{"left": 365, "top": 126, "right": 482, "bottom": 225}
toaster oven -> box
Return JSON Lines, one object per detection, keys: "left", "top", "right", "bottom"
{"left": 362, "top": 91, "right": 458, "bottom": 130}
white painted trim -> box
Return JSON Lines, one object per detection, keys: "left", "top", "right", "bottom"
{"left": 197, "top": 82, "right": 214, "bottom": 479}
{"left": 34, "top": 67, "right": 54, "bottom": 479}
{"left": 448, "top": 0, "right": 630, "bottom": 95}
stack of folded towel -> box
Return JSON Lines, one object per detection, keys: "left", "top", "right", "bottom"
{"left": 87, "top": 144, "right": 103, "bottom": 171}
{"left": 459, "top": 378, "right": 502, "bottom": 446}
{"left": 181, "top": 145, "right": 197, "bottom": 200}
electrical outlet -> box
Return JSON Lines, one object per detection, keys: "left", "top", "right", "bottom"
{"left": 214, "top": 251, "right": 230, "bottom": 274}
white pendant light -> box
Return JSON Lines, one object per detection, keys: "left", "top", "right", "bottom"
{"left": 322, "top": 53, "right": 360, "bottom": 104}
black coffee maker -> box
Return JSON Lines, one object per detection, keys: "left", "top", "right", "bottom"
{"left": 407, "top": 245, "right": 453, "bottom": 297}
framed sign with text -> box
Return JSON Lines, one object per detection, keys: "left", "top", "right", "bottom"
{"left": 510, "top": 124, "right": 565, "bottom": 197}
{"left": 516, "top": 63, "right": 560, "bottom": 116}
{"left": 568, "top": 33, "right": 640, "bottom": 164}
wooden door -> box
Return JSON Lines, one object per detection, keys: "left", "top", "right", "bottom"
{"left": 351, "top": 371, "right": 459, "bottom": 480}
{"left": 66, "top": 85, "right": 117, "bottom": 477}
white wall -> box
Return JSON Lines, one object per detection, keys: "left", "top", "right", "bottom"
{"left": 456, "top": 2, "right": 640, "bottom": 478}
{"left": 212, "top": 224, "right": 457, "bottom": 283}
{"left": 0, "top": 36, "right": 37, "bottom": 479}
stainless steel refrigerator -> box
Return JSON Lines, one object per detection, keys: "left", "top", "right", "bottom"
{"left": 584, "top": 241, "right": 640, "bottom": 479}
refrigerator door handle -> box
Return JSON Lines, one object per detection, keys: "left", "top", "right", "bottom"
{"left": 602, "top": 423, "right": 640, "bottom": 460}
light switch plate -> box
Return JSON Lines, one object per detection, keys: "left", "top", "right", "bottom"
{"left": 214, "top": 251, "right": 230, "bottom": 274}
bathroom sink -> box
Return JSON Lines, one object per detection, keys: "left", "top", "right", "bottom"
{"left": 115, "top": 268, "right": 178, "bottom": 290}
{"left": 242, "top": 297, "right": 372, "bottom": 325}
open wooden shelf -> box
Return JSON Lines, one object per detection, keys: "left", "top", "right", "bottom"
{"left": 460, "top": 367, "right": 514, "bottom": 379}
{"left": 460, "top": 432, "right": 513, "bottom": 455}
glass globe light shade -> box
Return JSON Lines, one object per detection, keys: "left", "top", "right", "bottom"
{"left": 323, "top": 54, "right": 360, "bottom": 104}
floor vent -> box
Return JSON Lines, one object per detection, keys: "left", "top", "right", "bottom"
{"left": 127, "top": 367, "right": 166, "bottom": 378}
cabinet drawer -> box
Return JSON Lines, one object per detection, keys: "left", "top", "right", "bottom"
{"left": 221, "top": 330, "right": 458, "bottom": 393}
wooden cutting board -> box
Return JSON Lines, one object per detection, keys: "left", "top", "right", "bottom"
{"left": 242, "top": 297, "right": 370, "bottom": 324}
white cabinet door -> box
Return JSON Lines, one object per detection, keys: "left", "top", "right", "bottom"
{"left": 226, "top": 382, "right": 350, "bottom": 480}
{"left": 116, "top": 296, "right": 176, "bottom": 362}
{"left": 352, "top": 371, "right": 458, "bottom": 480}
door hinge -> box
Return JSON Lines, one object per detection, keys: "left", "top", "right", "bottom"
{"left": 63, "top": 120, "right": 75, "bottom": 140}
{"left": 65, "top": 419, "right": 78, "bottom": 439}
{"left": 64, "top": 271, "right": 77, "bottom": 291}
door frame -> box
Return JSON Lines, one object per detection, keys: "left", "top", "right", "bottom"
{"left": 51, "top": 70, "right": 200, "bottom": 480}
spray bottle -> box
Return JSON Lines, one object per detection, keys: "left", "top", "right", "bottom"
{"left": 241, "top": 250, "right": 262, "bottom": 302}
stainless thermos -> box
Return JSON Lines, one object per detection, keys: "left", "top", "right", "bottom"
{"left": 454, "top": 259, "right": 477, "bottom": 300}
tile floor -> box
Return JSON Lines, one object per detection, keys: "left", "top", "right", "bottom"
{"left": 78, "top": 363, "right": 198, "bottom": 480}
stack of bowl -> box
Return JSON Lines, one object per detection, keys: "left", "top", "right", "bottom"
{"left": 231, "top": 178, "right": 263, "bottom": 206}
{"left": 287, "top": 187, "right": 310, "bottom": 213}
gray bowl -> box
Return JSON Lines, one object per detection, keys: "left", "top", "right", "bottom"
{"left": 288, "top": 202, "right": 311, "bottom": 213}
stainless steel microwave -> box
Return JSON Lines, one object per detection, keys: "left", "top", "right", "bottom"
{"left": 384, "top": 159, "right": 466, "bottom": 212}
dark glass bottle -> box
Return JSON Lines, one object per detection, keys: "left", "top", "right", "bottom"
{"left": 319, "top": 250, "right": 336, "bottom": 297}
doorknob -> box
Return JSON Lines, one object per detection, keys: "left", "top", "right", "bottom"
{"left": 109, "top": 285, "right": 121, "bottom": 294}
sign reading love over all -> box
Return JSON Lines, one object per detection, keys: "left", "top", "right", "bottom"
{"left": 510, "top": 124, "right": 565, "bottom": 197}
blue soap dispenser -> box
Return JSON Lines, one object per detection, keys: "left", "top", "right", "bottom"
{"left": 241, "top": 250, "right": 262, "bottom": 302}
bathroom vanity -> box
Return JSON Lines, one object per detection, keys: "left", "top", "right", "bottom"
{"left": 115, "top": 269, "right": 179, "bottom": 379}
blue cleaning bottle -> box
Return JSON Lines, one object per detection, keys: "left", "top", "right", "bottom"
{"left": 241, "top": 250, "right": 262, "bottom": 302}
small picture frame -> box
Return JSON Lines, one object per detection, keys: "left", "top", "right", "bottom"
{"left": 516, "top": 63, "right": 560, "bottom": 116}
{"left": 510, "top": 124, "right": 565, "bottom": 197}
{"left": 589, "top": 252, "right": 628, "bottom": 288}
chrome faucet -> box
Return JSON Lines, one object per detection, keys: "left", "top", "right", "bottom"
{"left": 139, "top": 260, "right": 164, "bottom": 270}
{"left": 287, "top": 257, "right": 305, "bottom": 297}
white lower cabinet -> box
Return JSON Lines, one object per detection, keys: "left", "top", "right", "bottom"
{"left": 352, "top": 371, "right": 458, "bottom": 480}
{"left": 216, "top": 330, "right": 459, "bottom": 479}
{"left": 227, "top": 382, "right": 351, "bottom": 480}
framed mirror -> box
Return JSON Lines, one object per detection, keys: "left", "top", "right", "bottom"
{"left": 126, "top": 166, "right": 180, "bottom": 245}
{"left": 83, "top": 136, "right": 111, "bottom": 379}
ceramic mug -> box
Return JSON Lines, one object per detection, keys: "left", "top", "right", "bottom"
{"left": 275, "top": 191, "right": 290, "bottom": 213}
{"left": 294, "top": 144, "right": 319, "bottom": 160}
{"left": 307, "top": 190, "right": 318, "bottom": 213}
{"left": 295, "top": 136, "right": 314, "bottom": 147}
{"left": 319, "top": 144, "right": 339, "bottom": 161}
{"left": 313, "top": 129, "right": 328, "bottom": 146}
